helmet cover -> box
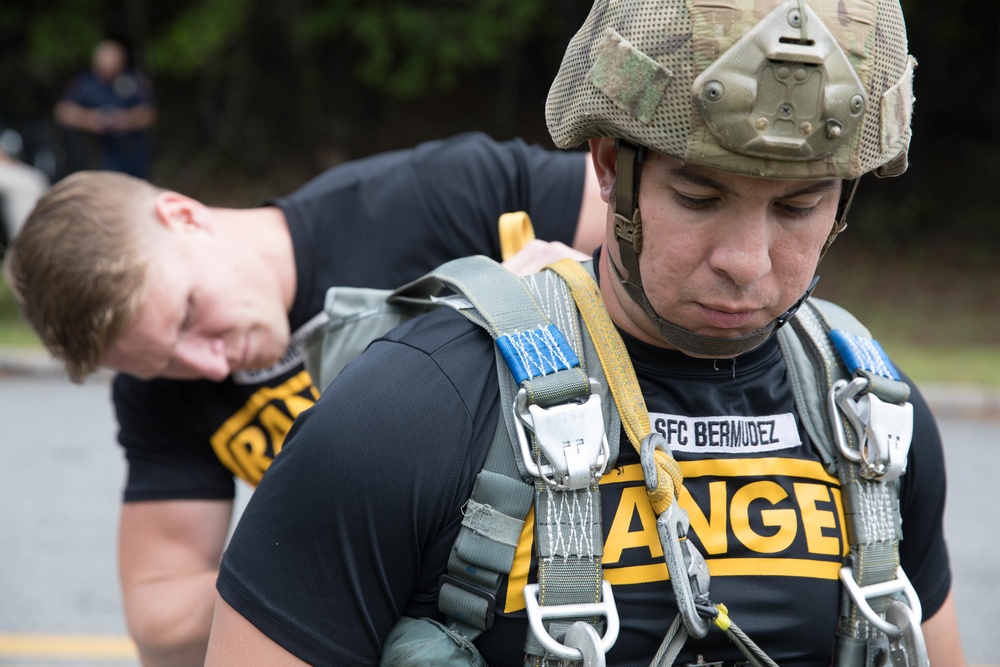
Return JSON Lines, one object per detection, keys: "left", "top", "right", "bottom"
{"left": 546, "top": 0, "right": 915, "bottom": 179}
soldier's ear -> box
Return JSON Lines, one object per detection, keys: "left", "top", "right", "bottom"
{"left": 154, "top": 192, "right": 211, "bottom": 233}
{"left": 589, "top": 137, "right": 618, "bottom": 203}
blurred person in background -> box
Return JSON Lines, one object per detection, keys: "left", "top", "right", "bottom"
{"left": 55, "top": 39, "right": 156, "bottom": 179}
{"left": 0, "top": 129, "right": 49, "bottom": 244}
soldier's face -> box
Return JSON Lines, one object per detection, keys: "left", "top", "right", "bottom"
{"left": 103, "top": 221, "right": 291, "bottom": 381}
{"left": 591, "top": 138, "right": 840, "bottom": 354}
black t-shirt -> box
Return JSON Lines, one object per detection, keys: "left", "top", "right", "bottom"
{"left": 114, "top": 133, "right": 586, "bottom": 501}
{"left": 217, "top": 284, "right": 951, "bottom": 666}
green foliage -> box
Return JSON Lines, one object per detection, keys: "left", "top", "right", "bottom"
{"left": 0, "top": 271, "right": 19, "bottom": 321}
{"left": 298, "top": 0, "right": 545, "bottom": 98}
{"left": 881, "top": 345, "right": 1000, "bottom": 388}
{"left": 0, "top": 273, "right": 39, "bottom": 348}
{"left": 25, "top": 0, "right": 106, "bottom": 71}
{"left": 147, "top": 0, "right": 252, "bottom": 77}
{"left": 0, "top": 5, "right": 27, "bottom": 34}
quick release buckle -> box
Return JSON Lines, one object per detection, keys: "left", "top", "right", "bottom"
{"left": 829, "top": 377, "right": 913, "bottom": 482}
{"left": 839, "top": 566, "right": 929, "bottom": 667}
{"left": 514, "top": 380, "right": 610, "bottom": 490}
{"left": 641, "top": 434, "right": 712, "bottom": 639}
{"left": 523, "top": 580, "right": 620, "bottom": 666}
{"left": 437, "top": 574, "right": 497, "bottom": 630}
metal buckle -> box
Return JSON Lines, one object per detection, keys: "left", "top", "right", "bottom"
{"left": 523, "top": 580, "right": 620, "bottom": 664}
{"left": 641, "top": 434, "right": 712, "bottom": 639}
{"left": 514, "top": 380, "right": 610, "bottom": 490}
{"left": 829, "top": 378, "right": 912, "bottom": 481}
{"left": 838, "top": 565, "right": 923, "bottom": 637}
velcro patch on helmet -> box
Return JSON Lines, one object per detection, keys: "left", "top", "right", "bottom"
{"left": 588, "top": 28, "right": 673, "bottom": 125}
{"left": 880, "top": 55, "right": 916, "bottom": 155}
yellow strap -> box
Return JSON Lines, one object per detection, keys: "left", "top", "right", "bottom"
{"left": 498, "top": 211, "right": 536, "bottom": 260}
{"left": 547, "top": 258, "right": 684, "bottom": 515}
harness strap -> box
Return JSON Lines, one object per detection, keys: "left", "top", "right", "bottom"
{"left": 547, "top": 259, "right": 682, "bottom": 513}
{"left": 780, "top": 300, "right": 925, "bottom": 667}
{"left": 397, "top": 257, "right": 619, "bottom": 665}
{"left": 389, "top": 254, "right": 919, "bottom": 666}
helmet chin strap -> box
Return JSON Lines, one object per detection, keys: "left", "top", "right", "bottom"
{"left": 610, "top": 140, "right": 827, "bottom": 358}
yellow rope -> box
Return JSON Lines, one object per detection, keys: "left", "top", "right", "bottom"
{"left": 548, "top": 259, "right": 684, "bottom": 515}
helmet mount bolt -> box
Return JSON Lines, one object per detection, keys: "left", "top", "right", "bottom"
{"left": 756, "top": 117, "right": 769, "bottom": 131}
{"left": 800, "top": 122, "right": 813, "bottom": 135}
{"left": 704, "top": 81, "right": 724, "bottom": 101}
{"left": 826, "top": 120, "right": 844, "bottom": 138}
{"left": 850, "top": 95, "right": 865, "bottom": 114}
{"left": 788, "top": 9, "right": 802, "bottom": 28}
{"left": 779, "top": 104, "right": 793, "bottom": 118}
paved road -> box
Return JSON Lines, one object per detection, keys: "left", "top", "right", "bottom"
{"left": 0, "top": 373, "right": 996, "bottom": 664}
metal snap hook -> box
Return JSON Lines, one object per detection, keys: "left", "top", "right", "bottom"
{"left": 563, "top": 622, "right": 606, "bottom": 667}
{"left": 886, "top": 601, "right": 930, "bottom": 667}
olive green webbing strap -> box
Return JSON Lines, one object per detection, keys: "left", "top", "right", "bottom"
{"left": 784, "top": 301, "right": 903, "bottom": 665}
{"left": 403, "top": 257, "right": 607, "bottom": 662}
{"left": 517, "top": 270, "right": 609, "bottom": 667}
{"left": 612, "top": 141, "right": 644, "bottom": 292}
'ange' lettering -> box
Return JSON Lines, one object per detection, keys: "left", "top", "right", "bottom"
{"left": 502, "top": 459, "right": 846, "bottom": 614}
{"left": 650, "top": 412, "right": 800, "bottom": 454}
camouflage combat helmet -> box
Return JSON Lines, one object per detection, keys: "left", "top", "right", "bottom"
{"left": 546, "top": 0, "right": 916, "bottom": 358}
{"left": 546, "top": 0, "right": 916, "bottom": 180}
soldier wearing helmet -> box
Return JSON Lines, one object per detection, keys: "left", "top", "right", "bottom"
{"left": 546, "top": 0, "right": 914, "bottom": 359}
{"left": 206, "top": 1, "right": 966, "bottom": 665}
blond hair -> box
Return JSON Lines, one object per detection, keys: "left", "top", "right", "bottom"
{"left": 3, "top": 171, "right": 161, "bottom": 382}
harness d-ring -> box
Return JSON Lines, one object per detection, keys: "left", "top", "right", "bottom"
{"left": 523, "top": 581, "right": 620, "bottom": 663}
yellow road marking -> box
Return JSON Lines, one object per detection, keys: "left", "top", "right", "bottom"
{"left": 0, "top": 633, "right": 137, "bottom": 659}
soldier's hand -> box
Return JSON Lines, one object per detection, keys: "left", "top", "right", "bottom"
{"left": 501, "top": 239, "right": 590, "bottom": 276}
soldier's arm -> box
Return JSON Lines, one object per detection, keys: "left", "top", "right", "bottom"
{"left": 119, "top": 499, "right": 233, "bottom": 667}
{"left": 53, "top": 99, "right": 107, "bottom": 134}
{"left": 922, "top": 590, "right": 967, "bottom": 666}
{"left": 206, "top": 597, "right": 310, "bottom": 666}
